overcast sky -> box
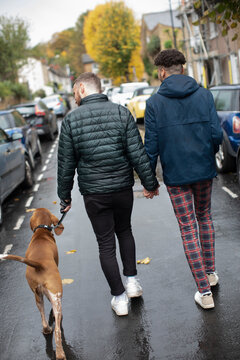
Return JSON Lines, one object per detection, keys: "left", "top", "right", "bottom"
{"left": 0, "top": 0, "right": 179, "bottom": 46}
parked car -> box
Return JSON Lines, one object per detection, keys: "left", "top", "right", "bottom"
{"left": 0, "top": 109, "right": 42, "bottom": 169}
{"left": 237, "top": 146, "right": 240, "bottom": 187}
{"left": 0, "top": 129, "right": 33, "bottom": 225}
{"left": 104, "top": 86, "right": 120, "bottom": 101}
{"left": 210, "top": 85, "right": 240, "bottom": 173}
{"left": 11, "top": 100, "right": 58, "bottom": 141}
{"left": 112, "top": 82, "right": 149, "bottom": 107}
{"left": 42, "top": 94, "right": 68, "bottom": 117}
{"left": 57, "top": 92, "right": 72, "bottom": 111}
{"left": 127, "top": 86, "right": 157, "bottom": 122}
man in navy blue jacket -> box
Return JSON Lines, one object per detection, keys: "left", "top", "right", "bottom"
{"left": 144, "top": 49, "right": 223, "bottom": 309}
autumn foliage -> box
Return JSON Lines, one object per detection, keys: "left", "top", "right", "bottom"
{"left": 84, "top": 1, "right": 144, "bottom": 82}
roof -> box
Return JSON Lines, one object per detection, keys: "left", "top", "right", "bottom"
{"left": 82, "top": 54, "right": 94, "bottom": 64}
{"left": 142, "top": 9, "right": 182, "bottom": 31}
{"left": 48, "top": 64, "right": 69, "bottom": 78}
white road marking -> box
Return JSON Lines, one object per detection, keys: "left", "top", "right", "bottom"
{"left": 42, "top": 165, "right": 47, "bottom": 172}
{"left": 33, "top": 184, "right": 40, "bottom": 192}
{"left": 222, "top": 186, "right": 238, "bottom": 199}
{"left": 37, "top": 173, "right": 43, "bottom": 181}
{"left": 13, "top": 215, "right": 25, "bottom": 230}
{"left": 3, "top": 244, "right": 13, "bottom": 255}
{"left": 52, "top": 144, "right": 56, "bottom": 149}
{"left": 45, "top": 159, "right": 50, "bottom": 165}
{"left": 25, "top": 196, "right": 34, "bottom": 208}
{"left": 48, "top": 153, "right": 53, "bottom": 159}
{"left": 50, "top": 149, "right": 54, "bottom": 153}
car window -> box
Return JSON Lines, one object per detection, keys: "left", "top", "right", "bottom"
{"left": 12, "top": 111, "right": 26, "bottom": 127}
{"left": 215, "top": 90, "right": 238, "bottom": 111}
{"left": 0, "top": 129, "right": 8, "bottom": 144}
{"left": 0, "top": 114, "right": 11, "bottom": 130}
{"left": 38, "top": 101, "right": 48, "bottom": 111}
{"left": 112, "top": 87, "right": 120, "bottom": 95}
{"left": 15, "top": 105, "right": 36, "bottom": 116}
{"left": 210, "top": 90, "right": 219, "bottom": 103}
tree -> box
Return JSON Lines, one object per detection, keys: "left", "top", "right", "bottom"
{"left": 30, "top": 12, "right": 88, "bottom": 77}
{"left": 68, "top": 11, "right": 89, "bottom": 76}
{"left": 0, "top": 16, "right": 29, "bottom": 82}
{"left": 84, "top": 1, "right": 143, "bottom": 81}
{"left": 193, "top": 0, "right": 240, "bottom": 41}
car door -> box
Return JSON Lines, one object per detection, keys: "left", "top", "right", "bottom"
{"left": 0, "top": 129, "right": 25, "bottom": 202}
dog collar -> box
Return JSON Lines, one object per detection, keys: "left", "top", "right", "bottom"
{"left": 33, "top": 225, "right": 53, "bottom": 233}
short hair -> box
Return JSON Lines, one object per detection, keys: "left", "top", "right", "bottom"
{"left": 74, "top": 72, "right": 101, "bottom": 93}
{"left": 154, "top": 49, "right": 186, "bottom": 71}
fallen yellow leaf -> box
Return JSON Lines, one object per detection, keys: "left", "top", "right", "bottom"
{"left": 66, "top": 250, "right": 77, "bottom": 254}
{"left": 14, "top": 198, "right": 20, "bottom": 201}
{"left": 62, "top": 279, "right": 74, "bottom": 285}
{"left": 137, "top": 257, "right": 152, "bottom": 265}
{"left": 26, "top": 208, "right": 36, "bottom": 213}
{"left": 53, "top": 201, "right": 57, "bottom": 204}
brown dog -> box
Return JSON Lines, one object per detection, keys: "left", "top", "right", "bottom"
{"left": 0, "top": 208, "right": 66, "bottom": 360}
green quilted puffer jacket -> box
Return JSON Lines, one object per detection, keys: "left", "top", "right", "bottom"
{"left": 57, "top": 93, "right": 158, "bottom": 199}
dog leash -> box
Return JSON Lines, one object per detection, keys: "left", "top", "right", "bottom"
{"left": 33, "top": 212, "right": 67, "bottom": 233}
{"left": 52, "top": 212, "right": 67, "bottom": 229}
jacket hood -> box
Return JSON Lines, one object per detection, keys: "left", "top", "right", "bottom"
{"left": 158, "top": 74, "right": 199, "bottom": 98}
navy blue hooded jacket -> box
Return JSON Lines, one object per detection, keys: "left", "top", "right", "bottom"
{"left": 144, "top": 74, "right": 223, "bottom": 186}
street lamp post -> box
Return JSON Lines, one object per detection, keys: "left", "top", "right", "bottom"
{"left": 169, "top": 0, "right": 178, "bottom": 49}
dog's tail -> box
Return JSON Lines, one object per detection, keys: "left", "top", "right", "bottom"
{"left": 0, "top": 254, "right": 44, "bottom": 270}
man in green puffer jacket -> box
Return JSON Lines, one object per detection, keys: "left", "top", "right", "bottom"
{"left": 57, "top": 72, "right": 159, "bottom": 316}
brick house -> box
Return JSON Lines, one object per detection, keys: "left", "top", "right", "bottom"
{"left": 178, "top": 0, "right": 240, "bottom": 86}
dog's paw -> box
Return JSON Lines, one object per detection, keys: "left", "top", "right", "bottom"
{"left": 42, "top": 325, "right": 53, "bottom": 334}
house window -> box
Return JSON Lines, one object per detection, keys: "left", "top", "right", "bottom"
{"left": 92, "top": 63, "right": 99, "bottom": 74}
{"left": 209, "top": 21, "right": 218, "bottom": 39}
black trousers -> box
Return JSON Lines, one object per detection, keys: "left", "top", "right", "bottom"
{"left": 83, "top": 188, "right": 137, "bottom": 296}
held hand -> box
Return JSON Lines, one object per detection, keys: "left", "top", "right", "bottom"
{"left": 60, "top": 199, "right": 72, "bottom": 213}
{"left": 143, "top": 185, "right": 160, "bottom": 199}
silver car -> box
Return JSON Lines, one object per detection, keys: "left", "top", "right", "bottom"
{"left": 0, "top": 129, "right": 33, "bottom": 225}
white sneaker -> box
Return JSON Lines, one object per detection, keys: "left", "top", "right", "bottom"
{"left": 207, "top": 272, "right": 219, "bottom": 286}
{"left": 125, "top": 278, "right": 143, "bottom": 298}
{"left": 111, "top": 293, "right": 129, "bottom": 316}
{"left": 194, "top": 291, "right": 215, "bottom": 309}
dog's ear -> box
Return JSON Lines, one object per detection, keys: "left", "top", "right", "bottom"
{"left": 50, "top": 213, "right": 64, "bottom": 236}
{"left": 30, "top": 212, "right": 36, "bottom": 232}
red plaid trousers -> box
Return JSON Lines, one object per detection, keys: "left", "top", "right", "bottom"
{"left": 167, "top": 179, "right": 215, "bottom": 294}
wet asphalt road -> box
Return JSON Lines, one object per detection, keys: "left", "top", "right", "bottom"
{"left": 0, "top": 122, "right": 240, "bottom": 360}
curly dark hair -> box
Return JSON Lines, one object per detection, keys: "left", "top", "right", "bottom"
{"left": 154, "top": 49, "right": 186, "bottom": 68}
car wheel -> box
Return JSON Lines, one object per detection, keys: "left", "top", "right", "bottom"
{"left": 215, "top": 139, "right": 236, "bottom": 173}
{"left": 55, "top": 124, "right": 59, "bottom": 135}
{"left": 48, "top": 128, "right": 55, "bottom": 141}
{"left": 28, "top": 147, "right": 35, "bottom": 169}
{"left": 36, "top": 138, "right": 43, "bottom": 161}
{"left": 237, "top": 154, "right": 240, "bottom": 187}
{"left": 23, "top": 158, "right": 34, "bottom": 188}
